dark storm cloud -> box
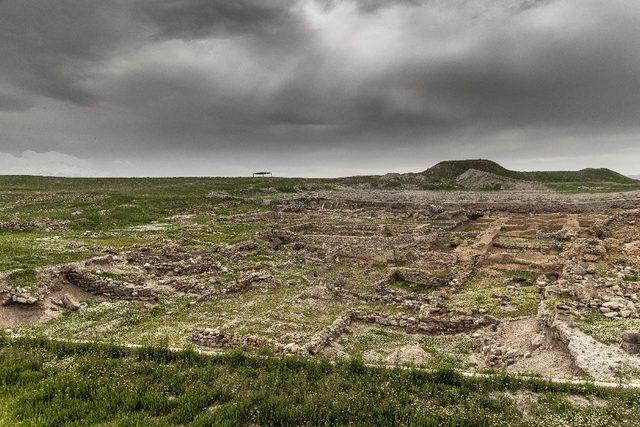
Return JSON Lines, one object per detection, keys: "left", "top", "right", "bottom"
{"left": 145, "top": 0, "right": 639, "bottom": 135}
{"left": 0, "top": 92, "right": 31, "bottom": 112}
{"left": 319, "top": 0, "right": 550, "bottom": 14}
{"left": 0, "top": 0, "right": 140, "bottom": 106}
{"left": 318, "top": 0, "right": 421, "bottom": 13}
{"left": 421, "top": 3, "right": 640, "bottom": 127}
{"left": 1, "top": 0, "right": 640, "bottom": 176}
{"left": 133, "top": 0, "right": 300, "bottom": 40}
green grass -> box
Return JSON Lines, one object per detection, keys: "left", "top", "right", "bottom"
{"left": 0, "top": 231, "right": 95, "bottom": 271}
{"left": 7, "top": 268, "right": 38, "bottom": 289}
{"left": 502, "top": 269, "right": 540, "bottom": 282}
{"left": 449, "top": 273, "right": 539, "bottom": 318}
{"left": 0, "top": 337, "right": 638, "bottom": 426}
{"left": 340, "top": 328, "right": 480, "bottom": 369}
{"left": 574, "top": 312, "right": 640, "bottom": 345}
{"left": 0, "top": 176, "right": 334, "bottom": 233}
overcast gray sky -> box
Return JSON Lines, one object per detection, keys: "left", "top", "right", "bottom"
{"left": 1, "top": 0, "right": 639, "bottom": 177}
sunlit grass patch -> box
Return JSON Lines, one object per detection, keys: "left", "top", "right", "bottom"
{"left": 0, "top": 231, "right": 95, "bottom": 271}
{"left": 92, "top": 271, "right": 133, "bottom": 282}
{"left": 339, "top": 327, "right": 481, "bottom": 370}
{"left": 448, "top": 273, "right": 538, "bottom": 318}
{"left": 574, "top": 311, "right": 640, "bottom": 345}
{"left": 7, "top": 268, "right": 39, "bottom": 289}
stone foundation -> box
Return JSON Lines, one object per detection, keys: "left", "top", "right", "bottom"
{"left": 64, "top": 269, "right": 157, "bottom": 302}
{"left": 193, "top": 310, "right": 492, "bottom": 355}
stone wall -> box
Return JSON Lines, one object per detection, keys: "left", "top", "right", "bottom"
{"left": 388, "top": 267, "right": 449, "bottom": 287}
{"left": 305, "top": 313, "right": 354, "bottom": 354}
{"left": 64, "top": 269, "right": 157, "bottom": 302}
{"left": 351, "top": 311, "right": 490, "bottom": 335}
{"left": 193, "top": 309, "right": 492, "bottom": 355}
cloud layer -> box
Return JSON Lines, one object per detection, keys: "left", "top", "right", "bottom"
{"left": 1, "top": 0, "right": 639, "bottom": 176}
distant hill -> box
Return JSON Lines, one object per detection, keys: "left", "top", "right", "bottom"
{"left": 342, "top": 159, "right": 639, "bottom": 192}
{"left": 420, "top": 159, "right": 636, "bottom": 185}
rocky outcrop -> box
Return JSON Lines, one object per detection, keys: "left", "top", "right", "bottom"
{"left": 52, "top": 294, "right": 81, "bottom": 311}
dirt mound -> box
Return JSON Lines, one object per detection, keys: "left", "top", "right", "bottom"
{"left": 384, "top": 344, "right": 431, "bottom": 365}
{"left": 455, "top": 169, "right": 547, "bottom": 191}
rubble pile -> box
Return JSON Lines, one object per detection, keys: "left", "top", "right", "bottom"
{"left": 484, "top": 345, "right": 524, "bottom": 367}
{"left": 191, "top": 272, "right": 278, "bottom": 302}
{"left": 126, "top": 246, "right": 226, "bottom": 277}
{"left": 0, "top": 218, "right": 71, "bottom": 231}
{"left": 326, "top": 279, "right": 438, "bottom": 311}
{"left": 0, "top": 286, "right": 39, "bottom": 306}
{"left": 546, "top": 264, "right": 640, "bottom": 319}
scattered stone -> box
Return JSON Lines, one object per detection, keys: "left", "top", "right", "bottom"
{"left": 621, "top": 331, "right": 640, "bottom": 354}
{"left": 60, "top": 294, "right": 81, "bottom": 311}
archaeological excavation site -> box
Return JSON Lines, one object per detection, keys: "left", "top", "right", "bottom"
{"left": 1, "top": 166, "right": 640, "bottom": 424}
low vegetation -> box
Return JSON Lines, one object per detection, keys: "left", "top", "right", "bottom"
{"left": 0, "top": 337, "right": 638, "bottom": 426}
{"left": 574, "top": 312, "right": 640, "bottom": 345}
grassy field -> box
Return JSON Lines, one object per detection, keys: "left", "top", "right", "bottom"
{"left": 0, "top": 337, "right": 639, "bottom": 426}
